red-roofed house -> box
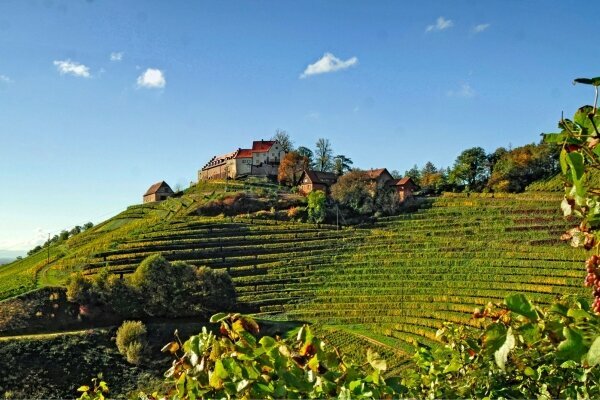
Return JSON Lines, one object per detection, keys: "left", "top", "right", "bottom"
{"left": 386, "top": 177, "right": 419, "bottom": 202}
{"left": 143, "top": 181, "right": 174, "bottom": 203}
{"left": 199, "top": 140, "right": 286, "bottom": 180}
{"left": 366, "top": 168, "right": 395, "bottom": 187}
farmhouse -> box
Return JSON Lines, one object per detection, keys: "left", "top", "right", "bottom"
{"left": 366, "top": 168, "right": 418, "bottom": 201}
{"left": 199, "top": 140, "right": 286, "bottom": 181}
{"left": 143, "top": 181, "right": 174, "bottom": 203}
{"left": 387, "top": 177, "right": 419, "bottom": 201}
{"left": 366, "top": 168, "right": 395, "bottom": 187}
{"left": 298, "top": 170, "right": 338, "bottom": 195}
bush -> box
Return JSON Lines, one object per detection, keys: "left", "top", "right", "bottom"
{"left": 130, "top": 255, "right": 196, "bottom": 317}
{"left": 68, "top": 254, "right": 236, "bottom": 319}
{"left": 66, "top": 273, "right": 99, "bottom": 305}
{"left": 307, "top": 191, "right": 326, "bottom": 223}
{"left": 115, "top": 320, "right": 147, "bottom": 365}
{"left": 193, "top": 267, "right": 237, "bottom": 312}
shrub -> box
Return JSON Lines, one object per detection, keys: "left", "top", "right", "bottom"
{"left": 287, "top": 206, "right": 301, "bottom": 219}
{"left": 193, "top": 267, "right": 236, "bottom": 312}
{"left": 307, "top": 190, "right": 326, "bottom": 223}
{"left": 115, "top": 320, "right": 147, "bottom": 365}
{"left": 130, "top": 255, "right": 196, "bottom": 317}
{"left": 66, "top": 273, "right": 99, "bottom": 305}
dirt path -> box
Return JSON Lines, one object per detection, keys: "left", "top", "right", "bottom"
{"left": 0, "top": 327, "right": 110, "bottom": 342}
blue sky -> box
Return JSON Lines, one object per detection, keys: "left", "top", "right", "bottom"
{"left": 0, "top": 0, "right": 598, "bottom": 254}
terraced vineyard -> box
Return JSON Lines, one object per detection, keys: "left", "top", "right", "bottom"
{"left": 0, "top": 185, "right": 587, "bottom": 373}
{"left": 258, "top": 193, "right": 588, "bottom": 369}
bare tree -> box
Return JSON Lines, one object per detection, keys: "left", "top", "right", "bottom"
{"left": 315, "top": 138, "right": 334, "bottom": 172}
{"left": 272, "top": 129, "right": 294, "bottom": 152}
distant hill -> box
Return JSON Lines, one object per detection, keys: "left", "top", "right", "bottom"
{"left": 0, "top": 250, "right": 24, "bottom": 265}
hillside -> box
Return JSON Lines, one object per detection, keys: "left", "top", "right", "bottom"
{"left": 0, "top": 182, "right": 586, "bottom": 383}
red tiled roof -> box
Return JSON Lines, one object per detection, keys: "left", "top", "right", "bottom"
{"left": 234, "top": 148, "right": 252, "bottom": 158}
{"left": 387, "top": 177, "right": 418, "bottom": 188}
{"left": 366, "top": 168, "right": 388, "bottom": 179}
{"left": 144, "top": 181, "right": 172, "bottom": 196}
{"left": 252, "top": 140, "right": 276, "bottom": 153}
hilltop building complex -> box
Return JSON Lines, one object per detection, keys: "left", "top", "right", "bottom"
{"left": 199, "top": 140, "right": 286, "bottom": 181}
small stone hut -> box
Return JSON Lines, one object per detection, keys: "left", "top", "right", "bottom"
{"left": 143, "top": 181, "right": 174, "bottom": 203}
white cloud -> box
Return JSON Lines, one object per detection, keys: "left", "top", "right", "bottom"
{"left": 110, "top": 52, "right": 124, "bottom": 61}
{"left": 300, "top": 52, "right": 358, "bottom": 78}
{"left": 447, "top": 83, "right": 475, "bottom": 98}
{"left": 473, "top": 23, "right": 490, "bottom": 33}
{"left": 305, "top": 111, "right": 320, "bottom": 120}
{"left": 137, "top": 68, "right": 166, "bottom": 88}
{"left": 53, "top": 59, "right": 91, "bottom": 78}
{"left": 0, "top": 74, "right": 11, "bottom": 84}
{"left": 426, "top": 16, "right": 454, "bottom": 33}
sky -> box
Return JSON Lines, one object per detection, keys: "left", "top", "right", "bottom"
{"left": 0, "top": 0, "right": 598, "bottom": 255}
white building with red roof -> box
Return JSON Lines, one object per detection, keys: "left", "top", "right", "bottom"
{"left": 199, "top": 139, "right": 286, "bottom": 181}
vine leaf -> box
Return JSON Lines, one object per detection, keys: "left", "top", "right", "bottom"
{"left": 557, "top": 327, "right": 587, "bottom": 362}
{"left": 505, "top": 293, "right": 538, "bottom": 321}
{"left": 587, "top": 337, "right": 600, "bottom": 367}
{"left": 494, "top": 328, "right": 515, "bottom": 371}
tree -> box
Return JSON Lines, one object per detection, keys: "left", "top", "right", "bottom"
{"left": 404, "top": 164, "right": 421, "bottom": 186}
{"left": 70, "top": 226, "right": 82, "bottom": 236}
{"left": 487, "top": 143, "right": 559, "bottom": 192}
{"left": 82, "top": 222, "right": 94, "bottom": 231}
{"left": 314, "top": 138, "right": 334, "bottom": 172}
{"left": 278, "top": 151, "right": 308, "bottom": 185}
{"left": 420, "top": 162, "right": 442, "bottom": 194}
{"left": 333, "top": 155, "right": 353, "bottom": 176}
{"left": 307, "top": 191, "right": 326, "bottom": 223}
{"left": 272, "top": 129, "right": 294, "bottom": 152}
{"left": 130, "top": 255, "right": 197, "bottom": 317}
{"left": 330, "top": 170, "right": 375, "bottom": 214}
{"left": 296, "top": 146, "right": 314, "bottom": 167}
{"left": 390, "top": 170, "right": 402, "bottom": 179}
{"left": 449, "top": 147, "right": 489, "bottom": 191}
{"left": 487, "top": 147, "right": 509, "bottom": 177}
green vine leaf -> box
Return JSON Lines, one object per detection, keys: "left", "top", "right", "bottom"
{"left": 505, "top": 293, "right": 538, "bottom": 321}
{"left": 557, "top": 327, "right": 587, "bottom": 362}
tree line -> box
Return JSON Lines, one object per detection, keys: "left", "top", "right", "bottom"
{"left": 404, "top": 143, "right": 559, "bottom": 194}
{"left": 274, "top": 130, "right": 559, "bottom": 194}
{"left": 27, "top": 222, "right": 94, "bottom": 256}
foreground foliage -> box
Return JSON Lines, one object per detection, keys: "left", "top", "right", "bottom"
{"left": 86, "top": 295, "right": 600, "bottom": 399}
{"left": 405, "top": 294, "right": 600, "bottom": 399}
{"left": 148, "top": 313, "right": 401, "bottom": 399}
